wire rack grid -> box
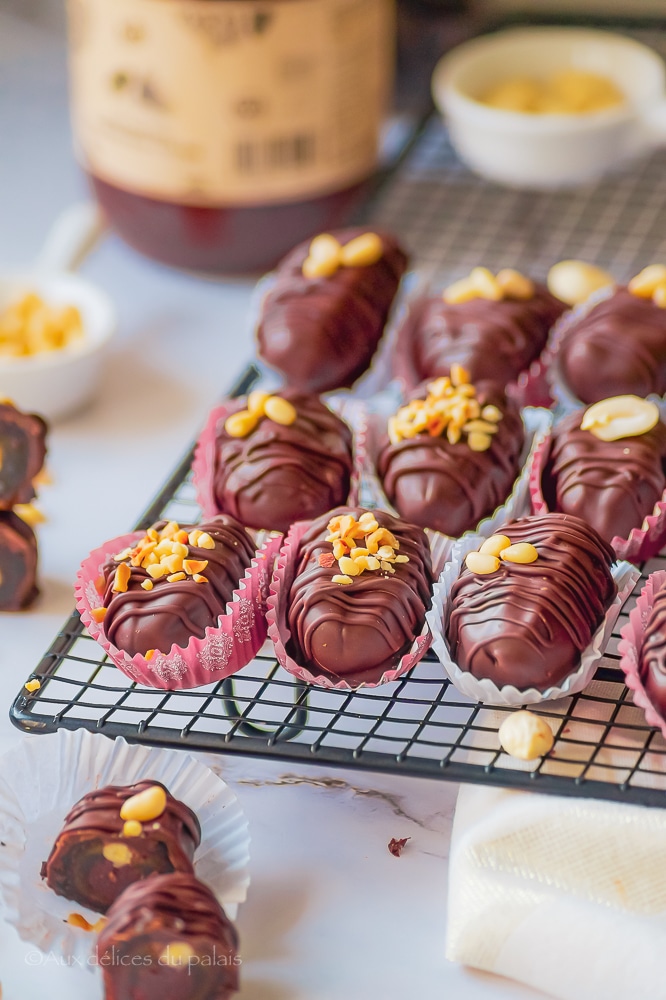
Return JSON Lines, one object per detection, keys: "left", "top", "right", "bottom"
{"left": 12, "top": 25, "right": 666, "bottom": 806}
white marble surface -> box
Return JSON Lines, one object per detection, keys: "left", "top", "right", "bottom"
{"left": 0, "top": 5, "right": 547, "bottom": 999}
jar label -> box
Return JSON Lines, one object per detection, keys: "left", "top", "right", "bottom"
{"left": 67, "top": 0, "right": 394, "bottom": 205}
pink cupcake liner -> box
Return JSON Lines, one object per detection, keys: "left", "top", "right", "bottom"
{"left": 529, "top": 428, "right": 666, "bottom": 564}
{"left": 265, "top": 517, "right": 452, "bottom": 691}
{"left": 75, "top": 529, "right": 283, "bottom": 690}
{"left": 428, "top": 532, "right": 639, "bottom": 706}
{"left": 357, "top": 405, "right": 552, "bottom": 549}
{"left": 618, "top": 570, "right": 666, "bottom": 739}
{"left": 192, "top": 397, "right": 361, "bottom": 526}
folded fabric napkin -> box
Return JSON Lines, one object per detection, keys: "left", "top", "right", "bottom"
{"left": 447, "top": 785, "right": 666, "bottom": 1000}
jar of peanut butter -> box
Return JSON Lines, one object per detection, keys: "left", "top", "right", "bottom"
{"left": 67, "top": 0, "right": 395, "bottom": 274}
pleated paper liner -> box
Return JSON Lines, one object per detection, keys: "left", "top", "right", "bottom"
{"left": 357, "top": 403, "right": 552, "bottom": 552}
{"left": 529, "top": 426, "right": 666, "bottom": 565}
{"left": 619, "top": 570, "right": 666, "bottom": 739}
{"left": 75, "top": 528, "right": 282, "bottom": 690}
{"left": 0, "top": 729, "right": 250, "bottom": 963}
{"left": 427, "top": 532, "right": 639, "bottom": 707}
{"left": 192, "top": 396, "right": 362, "bottom": 527}
{"left": 266, "top": 515, "right": 452, "bottom": 691}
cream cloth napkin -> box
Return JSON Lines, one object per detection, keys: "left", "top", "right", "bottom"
{"left": 447, "top": 785, "right": 666, "bottom": 1000}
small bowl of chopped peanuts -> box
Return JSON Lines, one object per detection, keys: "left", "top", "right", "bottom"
{"left": 0, "top": 270, "right": 115, "bottom": 421}
{"left": 432, "top": 27, "right": 666, "bottom": 188}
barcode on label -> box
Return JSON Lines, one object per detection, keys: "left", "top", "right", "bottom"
{"left": 235, "top": 134, "right": 316, "bottom": 173}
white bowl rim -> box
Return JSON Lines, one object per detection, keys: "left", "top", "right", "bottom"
{"left": 433, "top": 26, "right": 666, "bottom": 135}
{"left": 0, "top": 269, "right": 116, "bottom": 372}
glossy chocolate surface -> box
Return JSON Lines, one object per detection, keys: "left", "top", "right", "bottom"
{"left": 41, "top": 781, "right": 201, "bottom": 914}
{"left": 213, "top": 391, "right": 353, "bottom": 533}
{"left": 101, "top": 515, "right": 255, "bottom": 658}
{"left": 287, "top": 507, "right": 433, "bottom": 685}
{"left": 256, "top": 228, "right": 408, "bottom": 393}
{"left": 377, "top": 383, "right": 524, "bottom": 537}
{"left": 557, "top": 288, "right": 666, "bottom": 405}
{"left": 400, "top": 283, "right": 565, "bottom": 387}
{"left": 542, "top": 409, "right": 666, "bottom": 545}
{"left": 639, "top": 581, "right": 666, "bottom": 719}
{"left": 0, "top": 401, "right": 47, "bottom": 510}
{"left": 98, "top": 872, "right": 239, "bottom": 1000}
{"left": 445, "top": 513, "right": 616, "bottom": 692}
{"left": 0, "top": 510, "right": 38, "bottom": 610}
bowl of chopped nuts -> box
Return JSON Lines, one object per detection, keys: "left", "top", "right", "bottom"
{"left": 0, "top": 270, "right": 115, "bottom": 421}
{"left": 432, "top": 27, "right": 666, "bottom": 188}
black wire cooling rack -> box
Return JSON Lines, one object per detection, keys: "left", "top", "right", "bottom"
{"left": 12, "top": 21, "right": 666, "bottom": 806}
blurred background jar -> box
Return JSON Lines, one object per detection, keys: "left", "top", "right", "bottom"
{"left": 66, "top": 0, "right": 396, "bottom": 275}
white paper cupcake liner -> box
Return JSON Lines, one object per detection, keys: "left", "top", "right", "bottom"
{"left": 426, "top": 533, "right": 639, "bottom": 706}
{"left": 357, "top": 405, "right": 552, "bottom": 550}
{"left": 618, "top": 570, "right": 666, "bottom": 738}
{"left": 0, "top": 729, "right": 251, "bottom": 963}
{"left": 266, "top": 516, "right": 453, "bottom": 690}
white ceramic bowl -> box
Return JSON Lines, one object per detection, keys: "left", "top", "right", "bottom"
{"left": 0, "top": 270, "right": 115, "bottom": 422}
{"left": 432, "top": 28, "right": 666, "bottom": 188}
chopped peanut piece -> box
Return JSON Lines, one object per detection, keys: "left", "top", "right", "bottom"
{"left": 197, "top": 532, "right": 215, "bottom": 550}
{"left": 501, "top": 542, "right": 539, "bottom": 564}
{"left": 499, "top": 710, "right": 554, "bottom": 760}
{"left": 166, "top": 572, "right": 187, "bottom": 583}
{"left": 145, "top": 649, "right": 156, "bottom": 660}
{"left": 224, "top": 409, "right": 258, "bottom": 438}
{"left": 581, "top": 395, "right": 659, "bottom": 441}
{"left": 467, "top": 432, "right": 493, "bottom": 452}
{"left": 122, "top": 820, "right": 143, "bottom": 837}
{"left": 479, "top": 534, "right": 511, "bottom": 558}
{"left": 183, "top": 559, "right": 208, "bottom": 575}
{"left": 547, "top": 259, "right": 614, "bottom": 306}
{"left": 159, "top": 942, "right": 196, "bottom": 967}
{"left": 442, "top": 277, "right": 479, "bottom": 305}
{"left": 247, "top": 389, "right": 272, "bottom": 416}
{"left": 141, "top": 579, "right": 154, "bottom": 591}
{"left": 112, "top": 563, "right": 131, "bottom": 593}
{"left": 264, "top": 395, "right": 297, "bottom": 426}
{"left": 496, "top": 268, "right": 535, "bottom": 300}
{"left": 331, "top": 574, "right": 353, "bottom": 585}
{"left": 340, "top": 232, "right": 383, "bottom": 267}
{"left": 193, "top": 574, "right": 208, "bottom": 583}
{"left": 628, "top": 264, "right": 666, "bottom": 298}
{"left": 470, "top": 266, "right": 503, "bottom": 300}
{"left": 120, "top": 784, "right": 167, "bottom": 822}
{"left": 24, "top": 679, "right": 41, "bottom": 693}
{"left": 102, "top": 842, "right": 133, "bottom": 867}
{"left": 465, "top": 551, "right": 500, "bottom": 575}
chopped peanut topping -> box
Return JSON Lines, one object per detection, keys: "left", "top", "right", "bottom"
{"left": 388, "top": 374, "right": 502, "bottom": 453}
{"left": 14, "top": 503, "right": 45, "bottom": 527}
{"left": 120, "top": 784, "right": 167, "bottom": 823}
{"left": 159, "top": 942, "right": 196, "bottom": 967}
{"left": 112, "top": 563, "right": 131, "bottom": 593}
{"left": 107, "top": 522, "right": 217, "bottom": 608}
{"left": 324, "top": 513, "right": 409, "bottom": 585}
{"left": 0, "top": 291, "right": 84, "bottom": 359}
{"left": 90, "top": 606, "right": 107, "bottom": 623}
{"left": 581, "top": 395, "right": 660, "bottom": 441}
{"left": 444, "top": 267, "right": 534, "bottom": 304}
{"left": 465, "top": 534, "right": 539, "bottom": 574}
{"left": 302, "top": 232, "right": 383, "bottom": 278}
{"left": 145, "top": 649, "right": 156, "bottom": 660}
{"left": 24, "top": 679, "right": 41, "bottom": 693}
{"left": 628, "top": 264, "right": 666, "bottom": 306}
{"left": 224, "top": 393, "right": 298, "bottom": 438}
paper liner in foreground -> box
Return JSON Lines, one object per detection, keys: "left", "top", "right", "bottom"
{"left": 0, "top": 729, "right": 250, "bottom": 963}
